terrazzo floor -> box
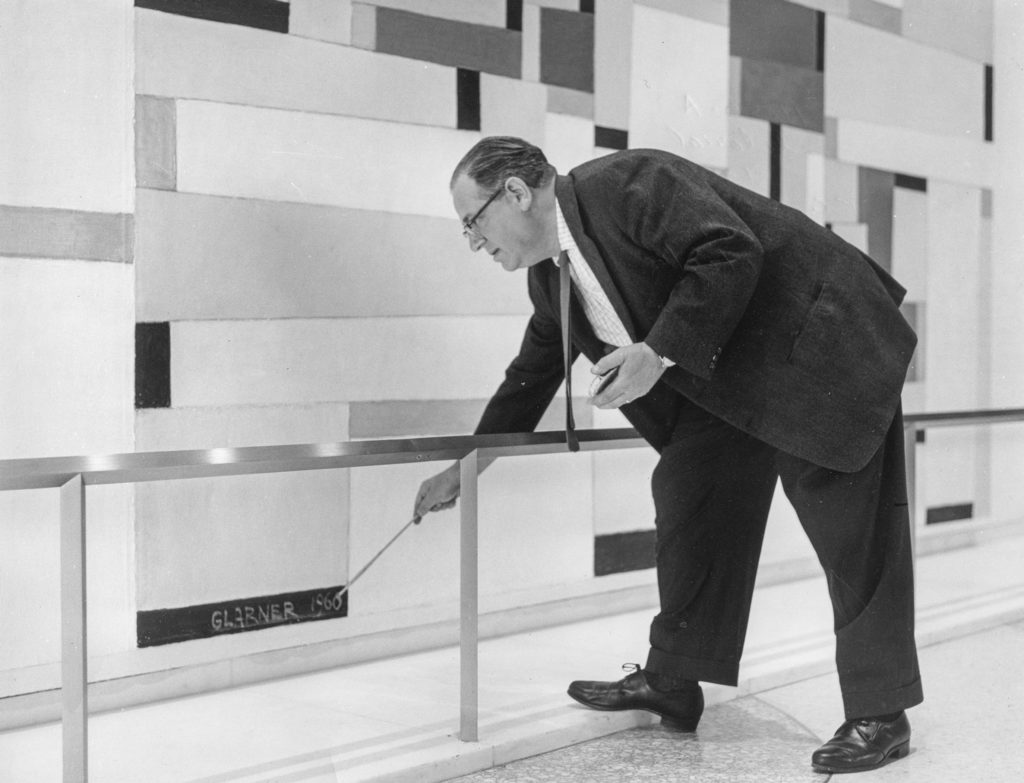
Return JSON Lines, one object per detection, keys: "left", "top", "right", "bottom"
{"left": 452, "top": 619, "right": 1024, "bottom": 783}
{"left": 1, "top": 534, "right": 1022, "bottom": 782}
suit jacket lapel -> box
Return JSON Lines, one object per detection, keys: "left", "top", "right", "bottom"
{"left": 555, "top": 174, "right": 639, "bottom": 343}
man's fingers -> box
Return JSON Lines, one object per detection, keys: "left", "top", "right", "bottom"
{"left": 592, "top": 347, "right": 626, "bottom": 375}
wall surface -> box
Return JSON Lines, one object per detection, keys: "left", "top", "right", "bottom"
{"left": 1, "top": 0, "right": 1020, "bottom": 699}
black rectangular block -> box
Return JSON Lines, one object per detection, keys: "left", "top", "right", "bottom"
{"left": 595, "top": 530, "right": 656, "bottom": 576}
{"left": 138, "top": 584, "right": 349, "bottom": 647}
{"left": 135, "top": 322, "right": 171, "bottom": 409}
{"left": 135, "top": 0, "right": 289, "bottom": 33}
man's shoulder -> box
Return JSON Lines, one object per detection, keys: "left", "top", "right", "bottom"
{"left": 568, "top": 148, "right": 709, "bottom": 195}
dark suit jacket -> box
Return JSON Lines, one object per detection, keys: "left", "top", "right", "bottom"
{"left": 475, "top": 149, "right": 916, "bottom": 473}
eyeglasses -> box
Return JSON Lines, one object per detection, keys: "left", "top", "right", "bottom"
{"left": 461, "top": 185, "right": 505, "bottom": 241}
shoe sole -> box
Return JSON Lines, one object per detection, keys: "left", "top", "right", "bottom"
{"left": 812, "top": 739, "right": 910, "bottom": 774}
{"left": 566, "top": 690, "right": 700, "bottom": 732}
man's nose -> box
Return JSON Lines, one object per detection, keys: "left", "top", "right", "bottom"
{"left": 468, "top": 234, "right": 487, "bottom": 252}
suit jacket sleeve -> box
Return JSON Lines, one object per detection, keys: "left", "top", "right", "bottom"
{"left": 474, "top": 266, "right": 576, "bottom": 435}
{"left": 596, "top": 154, "right": 765, "bottom": 381}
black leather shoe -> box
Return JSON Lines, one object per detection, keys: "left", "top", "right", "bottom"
{"left": 811, "top": 712, "right": 911, "bottom": 773}
{"left": 567, "top": 664, "right": 704, "bottom": 731}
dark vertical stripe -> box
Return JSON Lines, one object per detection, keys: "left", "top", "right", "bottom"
{"left": 815, "top": 11, "right": 826, "bottom": 72}
{"left": 594, "top": 530, "right": 656, "bottom": 576}
{"left": 984, "top": 64, "right": 994, "bottom": 142}
{"left": 595, "top": 126, "right": 628, "bottom": 150}
{"left": 506, "top": 0, "right": 523, "bottom": 31}
{"left": 769, "top": 122, "right": 782, "bottom": 202}
{"left": 894, "top": 173, "right": 927, "bottom": 192}
{"left": 580, "top": 0, "right": 595, "bottom": 13}
{"left": 858, "top": 166, "right": 895, "bottom": 272}
{"left": 135, "top": 322, "right": 171, "bottom": 409}
{"left": 135, "top": 0, "right": 289, "bottom": 33}
{"left": 457, "top": 69, "right": 481, "bottom": 131}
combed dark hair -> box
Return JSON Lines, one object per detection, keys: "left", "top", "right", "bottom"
{"left": 450, "top": 136, "right": 556, "bottom": 191}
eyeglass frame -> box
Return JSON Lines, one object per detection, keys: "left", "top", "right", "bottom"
{"left": 461, "top": 182, "right": 506, "bottom": 240}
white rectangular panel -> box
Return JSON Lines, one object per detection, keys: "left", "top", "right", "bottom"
{"left": 171, "top": 316, "right": 532, "bottom": 407}
{"left": 628, "top": 6, "right": 729, "bottom": 168}
{"left": 826, "top": 16, "right": 985, "bottom": 139}
{"left": 176, "top": 101, "right": 476, "bottom": 217}
{"left": 136, "top": 9, "right": 456, "bottom": 127}
{"left": 835, "top": 118, "right": 992, "bottom": 188}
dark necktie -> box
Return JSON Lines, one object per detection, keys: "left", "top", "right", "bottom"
{"left": 559, "top": 252, "right": 580, "bottom": 452}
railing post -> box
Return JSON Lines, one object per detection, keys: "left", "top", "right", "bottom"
{"left": 459, "top": 450, "right": 479, "bottom": 743}
{"left": 903, "top": 422, "right": 918, "bottom": 563}
{"left": 60, "top": 474, "right": 88, "bottom": 782}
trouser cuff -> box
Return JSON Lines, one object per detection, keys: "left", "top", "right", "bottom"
{"left": 842, "top": 677, "right": 924, "bottom": 720}
{"left": 645, "top": 647, "right": 739, "bottom": 686}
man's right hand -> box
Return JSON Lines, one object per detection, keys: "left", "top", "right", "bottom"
{"left": 413, "top": 463, "right": 461, "bottom": 522}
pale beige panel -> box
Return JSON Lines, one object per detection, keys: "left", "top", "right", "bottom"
{"left": 525, "top": 0, "right": 578, "bottom": 9}
{"left": 826, "top": 16, "right": 985, "bottom": 139}
{"left": 0, "top": 1, "right": 132, "bottom": 211}
{"left": 171, "top": 316, "right": 533, "bottom": 407}
{"left": 175, "top": 101, "right": 474, "bottom": 218}
{"left": 594, "top": 0, "right": 633, "bottom": 129}
{"left": 350, "top": 396, "right": 591, "bottom": 438}
{"left": 543, "top": 113, "right": 598, "bottom": 173}
{"left": 760, "top": 480, "right": 817, "bottom": 568}
{"left": 363, "top": 0, "right": 505, "bottom": 25}
{"left": 548, "top": 85, "right": 595, "bottom": 119}
{"left": 917, "top": 181, "right": 978, "bottom": 515}
{"left": 637, "top": 0, "right": 728, "bottom": 25}
{"left": 135, "top": 405, "right": 350, "bottom": 609}
{"left": 479, "top": 73, "right": 548, "bottom": 141}
{"left": 786, "top": 0, "right": 849, "bottom": 12}
{"left": 135, "top": 95, "right": 176, "bottom": 191}
{"left": 0, "top": 257, "right": 134, "bottom": 665}
{"left": 835, "top": 118, "right": 992, "bottom": 188}
{"left": 726, "top": 116, "right": 771, "bottom": 198}
{"left": 629, "top": 6, "right": 729, "bottom": 168}
{"left": 0, "top": 206, "right": 133, "bottom": 264}
{"left": 350, "top": 1, "right": 376, "bottom": 49}
{"left": 290, "top": 0, "right": 352, "bottom": 45}
{"left": 825, "top": 159, "right": 859, "bottom": 224}
{"left": 348, "top": 451, "right": 593, "bottom": 616}
{"left": 0, "top": 259, "right": 133, "bottom": 459}
{"left": 592, "top": 450, "right": 658, "bottom": 536}
{"left": 902, "top": 0, "right": 993, "bottom": 63}
{"left": 924, "top": 182, "right": 983, "bottom": 411}
{"left": 891, "top": 187, "right": 928, "bottom": 305}
{"left": 521, "top": 3, "right": 541, "bottom": 83}
{"left": 989, "top": 1, "right": 1024, "bottom": 521}
{"left": 136, "top": 10, "right": 456, "bottom": 127}
{"left": 134, "top": 190, "right": 530, "bottom": 322}
{"left": 781, "top": 126, "right": 825, "bottom": 219}
{"left": 830, "top": 222, "right": 868, "bottom": 252}
{"left": 805, "top": 152, "right": 827, "bottom": 225}
{"left": 0, "top": 485, "right": 134, "bottom": 669}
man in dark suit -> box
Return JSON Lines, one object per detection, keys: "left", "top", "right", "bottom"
{"left": 413, "top": 136, "right": 922, "bottom": 773}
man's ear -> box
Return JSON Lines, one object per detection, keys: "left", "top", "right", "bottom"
{"left": 504, "top": 176, "right": 533, "bottom": 211}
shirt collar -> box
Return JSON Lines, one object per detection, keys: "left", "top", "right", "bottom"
{"left": 554, "top": 200, "right": 578, "bottom": 265}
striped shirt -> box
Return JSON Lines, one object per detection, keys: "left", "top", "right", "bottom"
{"left": 554, "top": 202, "right": 632, "bottom": 348}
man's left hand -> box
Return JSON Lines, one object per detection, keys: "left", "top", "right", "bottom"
{"left": 589, "top": 343, "right": 666, "bottom": 409}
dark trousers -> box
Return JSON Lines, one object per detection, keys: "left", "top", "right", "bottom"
{"left": 643, "top": 399, "right": 924, "bottom": 719}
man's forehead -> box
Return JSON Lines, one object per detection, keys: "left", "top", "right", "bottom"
{"left": 451, "top": 174, "right": 486, "bottom": 218}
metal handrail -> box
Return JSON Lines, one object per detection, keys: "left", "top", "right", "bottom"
{"left": 3, "top": 408, "right": 1024, "bottom": 782}
{"left": 0, "top": 428, "right": 645, "bottom": 491}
